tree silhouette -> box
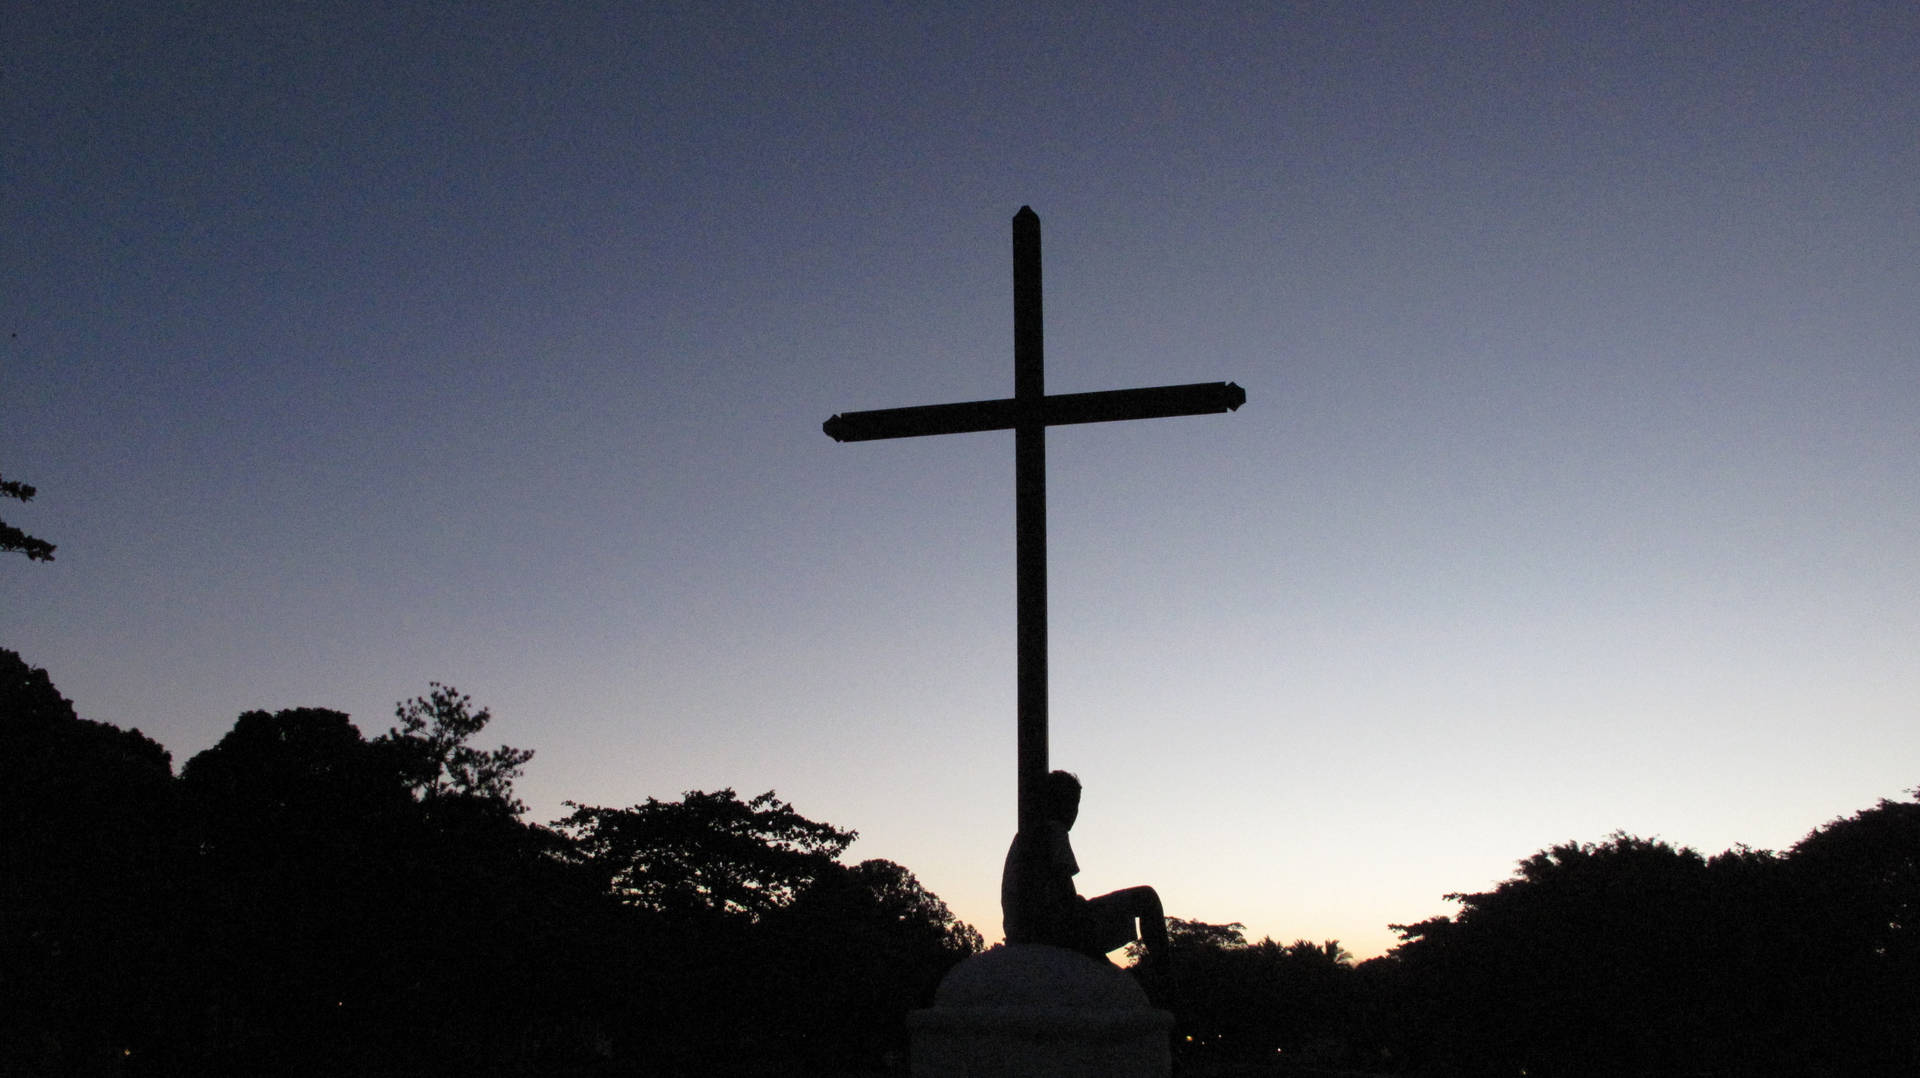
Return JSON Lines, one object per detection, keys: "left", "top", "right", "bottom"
{"left": 379, "top": 682, "right": 533, "bottom": 814}
{"left": 0, "top": 660, "right": 995, "bottom": 1075}
{"left": 0, "top": 649, "right": 171, "bottom": 1071}
{"left": 556, "top": 789, "right": 985, "bottom": 1073}
{"left": 171, "top": 697, "right": 612, "bottom": 1074}
{"left": 557, "top": 788, "right": 856, "bottom": 923}
{"left": 1387, "top": 834, "right": 1730, "bottom": 1074}
{"left": 1376, "top": 830, "right": 1896, "bottom": 1076}
{"left": 1130, "top": 917, "right": 1364, "bottom": 1068}
{"left": 1784, "top": 792, "right": 1920, "bottom": 1072}
{"left": 0, "top": 473, "right": 56, "bottom": 561}
{"left": 174, "top": 707, "right": 422, "bottom": 1071}
{"left": 760, "top": 858, "right": 983, "bottom": 1069}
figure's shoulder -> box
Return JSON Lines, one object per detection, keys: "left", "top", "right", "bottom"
{"left": 1006, "top": 822, "right": 1073, "bottom": 867}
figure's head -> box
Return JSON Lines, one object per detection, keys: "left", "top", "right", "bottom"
{"left": 1044, "top": 769, "right": 1082, "bottom": 828}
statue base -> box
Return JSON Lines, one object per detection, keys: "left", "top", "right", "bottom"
{"left": 908, "top": 943, "right": 1172, "bottom": 1077}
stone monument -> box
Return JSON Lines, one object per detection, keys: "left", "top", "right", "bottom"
{"left": 907, "top": 944, "right": 1171, "bottom": 1077}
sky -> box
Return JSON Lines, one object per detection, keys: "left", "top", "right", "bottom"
{"left": 5, "top": 3, "right": 1917, "bottom": 960}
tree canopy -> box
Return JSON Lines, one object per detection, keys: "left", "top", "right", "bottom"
{"left": 379, "top": 681, "right": 535, "bottom": 815}
{"left": 557, "top": 788, "right": 857, "bottom": 922}
{"left": 2, "top": 651, "right": 983, "bottom": 1074}
{"left": 1382, "top": 818, "right": 1920, "bottom": 1075}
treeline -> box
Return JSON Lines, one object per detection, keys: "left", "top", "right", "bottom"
{"left": 7, "top": 646, "right": 1917, "bottom": 1077}
{"left": 1, "top": 650, "right": 979, "bottom": 1076}
{"left": 1161, "top": 803, "right": 1919, "bottom": 1076}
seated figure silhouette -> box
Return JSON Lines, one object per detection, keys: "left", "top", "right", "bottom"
{"left": 1001, "top": 770, "right": 1170, "bottom": 975}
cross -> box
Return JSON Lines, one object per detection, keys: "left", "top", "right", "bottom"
{"left": 824, "top": 206, "right": 1245, "bottom": 837}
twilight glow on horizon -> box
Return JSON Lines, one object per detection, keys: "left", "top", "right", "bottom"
{"left": 6, "top": 3, "right": 1917, "bottom": 958}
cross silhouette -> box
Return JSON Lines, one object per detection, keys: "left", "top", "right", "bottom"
{"left": 824, "top": 206, "right": 1245, "bottom": 836}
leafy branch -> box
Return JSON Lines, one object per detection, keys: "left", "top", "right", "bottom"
{"left": 1, "top": 473, "right": 55, "bottom": 561}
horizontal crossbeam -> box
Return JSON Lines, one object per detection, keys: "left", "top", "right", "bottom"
{"left": 823, "top": 381, "right": 1245, "bottom": 443}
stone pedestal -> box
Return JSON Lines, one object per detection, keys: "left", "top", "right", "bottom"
{"left": 908, "top": 944, "right": 1172, "bottom": 1077}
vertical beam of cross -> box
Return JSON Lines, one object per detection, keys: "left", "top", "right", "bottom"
{"left": 1012, "top": 207, "right": 1048, "bottom": 836}
{"left": 823, "top": 207, "right": 1244, "bottom": 839}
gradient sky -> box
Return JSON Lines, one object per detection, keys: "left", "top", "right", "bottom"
{"left": 6, "top": 3, "right": 1917, "bottom": 959}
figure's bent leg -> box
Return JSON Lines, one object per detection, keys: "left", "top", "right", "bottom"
{"left": 1082, "top": 886, "right": 1175, "bottom": 1008}
{"left": 1133, "top": 886, "right": 1168, "bottom": 962}
{"left": 1082, "top": 885, "right": 1168, "bottom": 961}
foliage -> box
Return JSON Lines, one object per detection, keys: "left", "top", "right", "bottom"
{"left": 1131, "top": 917, "right": 1364, "bottom": 1069}
{"left": 782, "top": 856, "right": 985, "bottom": 963}
{"left": 1385, "top": 834, "right": 1725, "bottom": 1074}
{"left": 1166, "top": 916, "right": 1249, "bottom": 954}
{"left": 752, "top": 858, "right": 984, "bottom": 1069}
{"left": 179, "top": 706, "right": 410, "bottom": 838}
{"left": 0, "top": 649, "right": 171, "bottom": 1073}
{"left": 1381, "top": 813, "right": 1920, "bottom": 1076}
{"left": 838, "top": 856, "right": 986, "bottom": 956}
{"left": 0, "top": 473, "right": 55, "bottom": 561}
{"left": 379, "top": 681, "right": 534, "bottom": 814}
{"left": 557, "top": 787, "right": 856, "bottom": 922}
{"left": 555, "top": 791, "right": 982, "bottom": 1074}
{"left": 174, "top": 707, "right": 425, "bottom": 1071}
{"left": 0, "top": 658, "right": 989, "bottom": 1074}
{"left": 1781, "top": 792, "right": 1920, "bottom": 1071}
{"left": 24, "top": 644, "right": 1918, "bottom": 1075}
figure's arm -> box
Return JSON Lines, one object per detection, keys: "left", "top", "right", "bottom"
{"left": 1054, "top": 826, "right": 1081, "bottom": 881}
{"left": 1003, "top": 827, "right": 1084, "bottom": 946}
